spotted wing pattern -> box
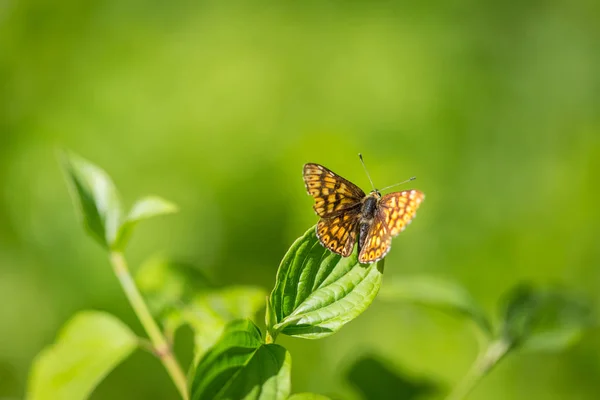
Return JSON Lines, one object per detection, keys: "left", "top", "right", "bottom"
{"left": 358, "top": 215, "right": 391, "bottom": 264}
{"left": 303, "top": 163, "right": 365, "bottom": 217}
{"left": 316, "top": 212, "right": 360, "bottom": 257}
{"left": 379, "top": 190, "right": 425, "bottom": 236}
{"left": 358, "top": 189, "right": 425, "bottom": 263}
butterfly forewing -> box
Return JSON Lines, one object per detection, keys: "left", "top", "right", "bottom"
{"left": 358, "top": 189, "right": 425, "bottom": 263}
{"left": 303, "top": 163, "right": 365, "bottom": 217}
{"left": 379, "top": 190, "right": 425, "bottom": 236}
{"left": 316, "top": 212, "right": 360, "bottom": 257}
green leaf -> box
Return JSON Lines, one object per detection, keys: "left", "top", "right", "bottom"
{"left": 288, "top": 394, "right": 332, "bottom": 400}
{"left": 27, "top": 311, "right": 137, "bottom": 400}
{"left": 113, "top": 196, "right": 178, "bottom": 250}
{"left": 500, "top": 283, "right": 591, "bottom": 352}
{"left": 179, "top": 286, "right": 267, "bottom": 362}
{"left": 135, "top": 258, "right": 267, "bottom": 361}
{"left": 189, "top": 320, "right": 291, "bottom": 400}
{"left": 346, "top": 355, "right": 439, "bottom": 400}
{"left": 378, "top": 276, "right": 493, "bottom": 337}
{"left": 60, "top": 151, "right": 122, "bottom": 248}
{"left": 269, "top": 226, "right": 384, "bottom": 339}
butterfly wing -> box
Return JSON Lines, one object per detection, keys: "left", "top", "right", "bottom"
{"left": 316, "top": 212, "right": 360, "bottom": 257}
{"left": 379, "top": 190, "right": 425, "bottom": 236}
{"left": 303, "top": 163, "right": 365, "bottom": 218}
{"left": 358, "top": 215, "right": 391, "bottom": 263}
{"left": 358, "top": 189, "right": 425, "bottom": 263}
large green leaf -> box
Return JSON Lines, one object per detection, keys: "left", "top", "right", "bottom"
{"left": 500, "top": 283, "right": 591, "bottom": 352}
{"left": 378, "top": 276, "right": 493, "bottom": 337}
{"left": 27, "top": 311, "right": 137, "bottom": 400}
{"left": 60, "top": 151, "right": 122, "bottom": 248}
{"left": 113, "top": 196, "right": 178, "bottom": 250}
{"left": 269, "top": 226, "right": 384, "bottom": 339}
{"left": 189, "top": 320, "right": 291, "bottom": 400}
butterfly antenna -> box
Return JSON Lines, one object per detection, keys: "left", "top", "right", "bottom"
{"left": 380, "top": 176, "right": 416, "bottom": 192}
{"left": 358, "top": 153, "right": 376, "bottom": 191}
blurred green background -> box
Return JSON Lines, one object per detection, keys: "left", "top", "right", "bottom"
{"left": 1, "top": 0, "right": 599, "bottom": 399}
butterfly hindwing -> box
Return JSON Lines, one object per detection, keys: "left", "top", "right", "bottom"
{"left": 358, "top": 215, "right": 392, "bottom": 263}
{"left": 316, "top": 209, "right": 360, "bottom": 257}
{"left": 303, "top": 163, "right": 365, "bottom": 217}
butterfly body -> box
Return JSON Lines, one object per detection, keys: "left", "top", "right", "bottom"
{"left": 358, "top": 191, "right": 380, "bottom": 252}
{"left": 303, "top": 163, "right": 424, "bottom": 264}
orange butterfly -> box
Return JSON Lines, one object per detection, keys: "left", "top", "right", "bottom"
{"left": 303, "top": 156, "right": 424, "bottom": 263}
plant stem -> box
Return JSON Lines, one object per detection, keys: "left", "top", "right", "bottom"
{"left": 265, "top": 330, "right": 275, "bottom": 344}
{"left": 110, "top": 251, "right": 189, "bottom": 400}
{"left": 445, "top": 339, "right": 511, "bottom": 400}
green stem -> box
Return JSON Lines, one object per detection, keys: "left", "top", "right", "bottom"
{"left": 265, "top": 330, "right": 275, "bottom": 344}
{"left": 445, "top": 339, "right": 511, "bottom": 400}
{"left": 110, "top": 252, "right": 189, "bottom": 400}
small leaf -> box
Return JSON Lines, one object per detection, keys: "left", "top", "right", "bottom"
{"left": 378, "top": 276, "right": 493, "bottom": 337}
{"left": 135, "top": 258, "right": 267, "bottom": 361}
{"left": 500, "top": 283, "right": 591, "bottom": 352}
{"left": 269, "top": 226, "right": 384, "bottom": 339}
{"left": 60, "top": 151, "right": 122, "bottom": 248}
{"left": 135, "top": 257, "right": 212, "bottom": 316}
{"left": 288, "top": 394, "right": 332, "bottom": 400}
{"left": 189, "top": 320, "right": 291, "bottom": 400}
{"left": 179, "top": 286, "right": 267, "bottom": 362}
{"left": 113, "top": 196, "right": 178, "bottom": 250}
{"left": 27, "top": 311, "right": 137, "bottom": 400}
{"left": 346, "top": 355, "right": 440, "bottom": 400}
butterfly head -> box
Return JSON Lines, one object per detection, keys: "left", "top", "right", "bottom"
{"left": 369, "top": 189, "right": 382, "bottom": 199}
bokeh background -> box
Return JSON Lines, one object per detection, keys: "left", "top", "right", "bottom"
{"left": 1, "top": 0, "right": 599, "bottom": 399}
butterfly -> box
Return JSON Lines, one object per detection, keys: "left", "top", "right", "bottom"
{"left": 303, "top": 160, "right": 424, "bottom": 264}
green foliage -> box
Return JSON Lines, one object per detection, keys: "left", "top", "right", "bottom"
{"left": 346, "top": 355, "right": 439, "bottom": 400}
{"left": 499, "top": 283, "right": 592, "bottom": 352}
{"left": 135, "top": 257, "right": 267, "bottom": 361}
{"left": 60, "top": 151, "right": 122, "bottom": 248}
{"left": 113, "top": 196, "right": 178, "bottom": 250}
{"left": 379, "top": 276, "right": 493, "bottom": 337}
{"left": 169, "top": 286, "right": 268, "bottom": 362}
{"left": 381, "top": 276, "right": 592, "bottom": 399}
{"left": 268, "top": 226, "right": 384, "bottom": 339}
{"left": 41, "top": 151, "right": 594, "bottom": 400}
{"left": 60, "top": 151, "right": 177, "bottom": 251}
{"left": 380, "top": 276, "right": 591, "bottom": 355}
{"left": 189, "top": 320, "right": 291, "bottom": 400}
{"left": 135, "top": 257, "right": 212, "bottom": 316}
{"left": 27, "top": 311, "right": 137, "bottom": 400}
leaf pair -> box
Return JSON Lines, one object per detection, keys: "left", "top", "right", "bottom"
{"left": 190, "top": 320, "right": 291, "bottom": 400}
{"left": 61, "top": 151, "right": 177, "bottom": 251}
